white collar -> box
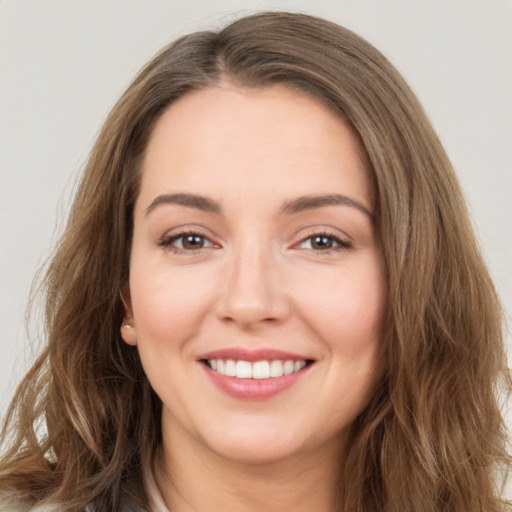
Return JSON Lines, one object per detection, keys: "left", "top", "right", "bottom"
{"left": 145, "top": 467, "right": 170, "bottom": 512}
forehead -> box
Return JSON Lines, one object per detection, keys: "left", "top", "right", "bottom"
{"left": 138, "top": 84, "right": 372, "bottom": 214}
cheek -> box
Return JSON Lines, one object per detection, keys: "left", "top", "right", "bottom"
{"left": 296, "top": 263, "right": 386, "bottom": 354}
{"left": 290, "top": 263, "right": 386, "bottom": 435}
{"left": 129, "top": 261, "right": 218, "bottom": 344}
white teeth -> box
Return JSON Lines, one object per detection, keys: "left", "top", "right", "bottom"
{"left": 270, "top": 360, "right": 284, "bottom": 377}
{"left": 294, "top": 361, "right": 306, "bottom": 372}
{"left": 283, "top": 360, "right": 295, "bottom": 375}
{"left": 206, "top": 358, "right": 308, "bottom": 379}
{"left": 225, "top": 359, "right": 236, "bottom": 377}
{"left": 235, "top": 360, "right": 252, "bottom": 378}
{"left": 252, "top": 361, "right": 270, "bottom": 379}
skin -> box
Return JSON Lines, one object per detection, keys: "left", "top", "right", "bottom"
{"left": 121, "top": 83, "right": 387, "bottom": 511}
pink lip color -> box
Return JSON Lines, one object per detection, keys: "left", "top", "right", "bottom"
{"left": 198, "top": 347, "right": 310, "bottom": 362}
{"left": 197, "top": 348, "right": 313, "bottom": 401}
{"left": 201, "top": 364, "right": 311, "bottom": 400}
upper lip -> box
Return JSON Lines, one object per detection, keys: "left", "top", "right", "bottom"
{"left": 198, "top": 348, "right": 314, "bottom": 362}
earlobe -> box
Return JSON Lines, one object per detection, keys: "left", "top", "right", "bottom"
{"left": 120, "top": 284, "right": 137, "bottom": 346}
{"left": 121, "top": 322, "right": 137, "bottom": 346}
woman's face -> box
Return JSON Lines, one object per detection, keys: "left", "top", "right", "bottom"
{"left": 122, "top": 84, "right": 387, "bottom": 464}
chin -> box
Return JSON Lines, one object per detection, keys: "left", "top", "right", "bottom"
{"left": 212, "top": 437, "right": 303, "bottom": 466}
{"left": 198, "top": 420, "right": 339, "bottom": 467}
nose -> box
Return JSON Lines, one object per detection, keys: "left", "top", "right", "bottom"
{"left": 216, "top": 241, "right": 290, "bottom": 329}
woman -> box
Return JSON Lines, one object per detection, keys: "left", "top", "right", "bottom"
{"left": 0, "top": 11, "right": 509, "bottom": 512}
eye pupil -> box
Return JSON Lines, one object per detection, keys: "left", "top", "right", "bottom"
{"left": 312, "top": 236, "right": 333, "bottom": 250}
{"left": 183, "top": 235, "right": 204, "bottom": 249}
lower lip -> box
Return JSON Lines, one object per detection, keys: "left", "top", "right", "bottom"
{"left": 201, "top": 363, "right": 311, "bottom": 400}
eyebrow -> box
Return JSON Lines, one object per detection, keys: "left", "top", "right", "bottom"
{"left": 280, "top": 194, "right": 374, "bottom": 220}
{"left": 145, "top": 192, "right": 373, "bottom": 219}
{"left": 145, "top": 193, "right": 221, "bottom": 215}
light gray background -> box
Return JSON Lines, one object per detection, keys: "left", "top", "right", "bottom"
{"left": 1, "top": 0, "right": 511, "bottom": 428}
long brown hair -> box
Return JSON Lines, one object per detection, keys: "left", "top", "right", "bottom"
{"left": 1, "top": 11, "right": 509, "bottom": 512}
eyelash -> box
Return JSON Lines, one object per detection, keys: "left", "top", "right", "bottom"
{"left": 158, "top": 230, "right": 353, "bottom": 254}
{"left": 158, "top": 230, "right": 213, "bottom": 254}
{"left": 297, "top": 231, "right": 353, "bottom": 254}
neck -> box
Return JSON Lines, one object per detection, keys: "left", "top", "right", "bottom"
{"left": 154, "top": 419, "right": 345, "bottom": 512}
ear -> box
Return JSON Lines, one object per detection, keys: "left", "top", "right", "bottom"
{"left": 120, "top": 284, "right": 137, "bottom": 346}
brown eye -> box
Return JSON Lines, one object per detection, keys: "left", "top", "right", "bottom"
{"left": 299, "top": 233, "right": 352, "bottom": 252}
{"left": 161, "top": 232, "right": 213, "bottom": 252}
{"left": 310, "top": 235, "right": 335, "bottom": 250}
{"left": 181, "top": 234, "right": 206, "bottom": 250}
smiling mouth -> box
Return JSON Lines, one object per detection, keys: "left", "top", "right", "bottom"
{"left": 202, "top": 359, "right": 314, "bottom": 379}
